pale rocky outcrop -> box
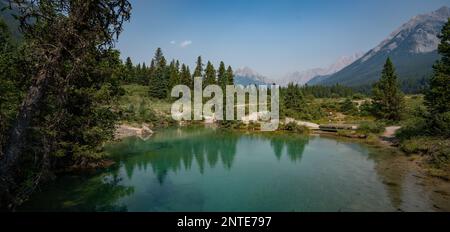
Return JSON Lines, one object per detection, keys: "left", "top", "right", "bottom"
{"left": 285, "top": 118, "right": 320, "bottom": 130}
{"left": 115, "top": 124, "right": 154, "bottom": 140}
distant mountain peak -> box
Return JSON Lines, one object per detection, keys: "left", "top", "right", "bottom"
{"left": 435, "top": 6, "right": 450, "bottom": 17}
{"left": 234, "top": 67, "right": 271, "bottom": 84}
{"left": 281, "top": 51, "right": 364, "bottom": 86}
{"left": 361, "top": 5, "right": 449, "bottom": 62}
{"left": 316, "top": 6, "right": 450, "bottom": 90}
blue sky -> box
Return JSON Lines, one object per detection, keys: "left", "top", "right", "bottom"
{"left": 116, "top": 0, "right": 449, "bottom": 79}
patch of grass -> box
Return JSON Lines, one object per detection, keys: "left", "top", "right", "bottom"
{"left": 400, "top": 137, "right": 450, "bottom": 168}
{"left": 117, "top": 84, "right": 174, "bottom": 127}
{"left": 280, "top": 122, "right": 310, "bottom": 134}
{"left": 365, "top": 134, "right": 380, "bottom": 144}
{"left": 357, "top": 121, "right": 386, "bottom": 135}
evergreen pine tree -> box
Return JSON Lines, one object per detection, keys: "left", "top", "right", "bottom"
{"left": 146, "top": 59, "right": 155, "bottom": 85}
{"left": 180, "top": 64, "right": 192, "bottom": 88}
{"left": 226, "top": 66, "right": 234, "bottom": 85}
{"left": 193, "top": 56, "right": 204, "bottom": 79}
{"left": 372, "top": 58, "right": 404, "bottom": 121}
{"left": 154, "top": 47, "right": 164, "bottom": 66}
{"left": 136, "top": 63, "right": 141, "bottom": 83}
{"left": 284, "top": 83, "right": 305, "bottom": 112}
{"left": 217, "top": 61, "right": 227, "bottom": 90}
{"left": 124, "top": 57, "right": 134, "bottom": 83}
{"left": 149, "top": 48, "right": 169, "bottom": 99}
{"left": 168, "top": 59, "right": 180, "bottom": 93}
{"left": 204, "top": 61, "right": 217, "bottom": 86}
{"left": 425, "top": 18, "right": 450, "bottom": 137}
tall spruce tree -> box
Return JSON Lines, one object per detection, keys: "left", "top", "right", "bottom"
{"left": 372, "top": 58, "right": 404, "bottom": 121}
{"left": 226, "top": 66, "right": 234, "bottom": 85}
{"left": 149, "top": 48, "right": 169, "bottom": 99}
{"left": 147, "top": 59, "right": 155, "bottom": 85}
{"left": 124, "top": 57, "right": 134, "bottom": 83}
{"left": 284, "top": 83, "right": 305, "bottom": 112}
{"left": 425, "top": 18, "right": 450, "bottom": 137}
{"left": 204, "top": 61, "right": 217, "bottom": 86}
{"left": 193, "top": 56, "right": 204, "bottom": 79}
{"left": 217, "top": 61, "right": 227, "bottom": 90}
{"left": 180, "top": 64, "right": 192, "bottom": 88}
{"left": 168, "top": 59, "right": 180, "bottom": 93}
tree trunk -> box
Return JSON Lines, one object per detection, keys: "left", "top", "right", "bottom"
{"left": 0, "top": 68, "right": 50, "bottom": 209}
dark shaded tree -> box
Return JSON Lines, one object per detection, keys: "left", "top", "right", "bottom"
{"left": 425, "top": 18, "right": 450, "bottom": 137}
{"left": 204, "top": 61, "right": 216, "bottom": 86}
{"left": 0, "top": 0, "right": 132, "bottom": 210}
{"left": 226, "top": 66, "right": 234, "bottom": 85}
{"left": 148, "top": 48, "right": 169, "bottom": 99}
{"left": 372, "top": 58, "right": 404, "bottom": 121}
{"left": 180, "top": 64, "right": 192, "bottom": 88}
{"left": 193, "top": 56, "right": 203, "bottom": 79}
{"left": 168, "top": 59, "right": 180, "bottom": 92}
{"left": 217, "top": 61, "right": 227, "bottom": 90}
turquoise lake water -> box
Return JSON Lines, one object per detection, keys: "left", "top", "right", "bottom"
{"left": 20, "top": 126, "right": 443, "bottom": 212}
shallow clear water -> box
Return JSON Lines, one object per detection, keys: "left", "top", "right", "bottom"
{"left": 20, "top": 127, "right": 443, "bottom": 212}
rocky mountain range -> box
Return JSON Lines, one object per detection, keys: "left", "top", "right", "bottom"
{"left": 311, "top": 6, "right": 450, "bottom": 90}
{"left": 234, "top": 67, "right": 271, "bottom": 85}
{"left": 281, "top": 52, "right": 365, "bottom": 86}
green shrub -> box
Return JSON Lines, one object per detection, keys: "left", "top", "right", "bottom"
{"left": 340, "top": 98, "right": 358, "bottom": 115}
{"left": 366, "top": 134, "right": 379, "bottom": 144}
{"left": 396, "top": 116, "right": 427, "bottom": 140}
{"left": 352, "top": 93, "right": 365, "bottom": 100}
{"left": 357, "top": 121, "right": 385, "bottom": 135}
{"left": 281, "top": 122, "right": 309, "bottom": 134}
{"left": 358, "top": 102, "right": 373, "bottom": 117}
{"left": 400, "top": 137, "right": 450, "bottom": 167}
{"left": 429, "top": 112, "right": 450, "bottom": 138}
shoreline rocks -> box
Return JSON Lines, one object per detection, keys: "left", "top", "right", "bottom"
{"left": 115, "top": 124, "right": 154, "bottom": 140}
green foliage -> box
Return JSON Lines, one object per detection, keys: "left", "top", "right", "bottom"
{"left": 217, "top": 61, "right": 227, "bottom": 91}
{"left": 358, "top": 101, "right": 373, "bottom": 117}
{"left": 301, "top": 84, "right": 355, "bottom": 98}
{"left": 193, "top": 56, "right": 204, "bottom": 79}
{"left": 117, "top": 84, "right": 174, "bottom": 127}
{"left": 340, "top": 98, "right": 358, "bottom": 115}
{"left": 281, "top": 83, "right": 326, "bottom": 120}
{"left": 283, "top": 83, "right": 306, "bottom": 112}
{"left": 396, "top": 116, "right": 428, "bottom": 140}
{"left": 42, "top": 49, "right": 125, "bottom": 162}
{"left": 122, "top": 49, "right": 233, "bottom": 101}
{"left": 180, "top": 64, "right": 192, "bottom": 87}
{"left": 425, "top": 18, "right": 450, "bottom": 138}
{"left": 0, "top": 0, "right": 133, "bottom": 209}
{"left": 226, "top": 66, "right": 234, "bottom": 85}
{"left": 0, "top": 19, "right": 27, "bottom": 158}
{"left": 148, "top": 48, "right": 169, "bottom": 99}
{"left": 281, "top": 122, "right": 309, "bottom": 134}
{"left": 219, "top": 120, "right": 245, "bottom": 130}
{"left": 372, "top": 58, "right": 405, "bottom": 121}
{"left": 357, "top": 121, "right": 386, "bottom": 135}
{"left": 123, "top": 57, "right": 135, "bottom": 83}
{"left": 400, "top": 137, "right": 450, "bottom": 167}
{"left": 168, "top": 60, "right": 180, "bottom": 92}
{"left": 204, "top": 61, "right": 217, "bottom": 86}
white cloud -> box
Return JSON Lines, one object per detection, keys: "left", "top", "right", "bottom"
{"left": 180, "top": 40, "right": 192, "bottom": 48}
{"left": 170, "top": 40, "right": 176, "bottom": 44}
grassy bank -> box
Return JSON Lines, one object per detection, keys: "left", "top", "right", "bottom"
{"left": 117, "top": 84, "right": 175, "bottom": 128}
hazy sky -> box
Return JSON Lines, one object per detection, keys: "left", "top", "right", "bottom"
{"left": 116, "top": 0, "right": 449, "bottom": 79}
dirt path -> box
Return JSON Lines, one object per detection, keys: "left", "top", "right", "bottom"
{"left": 383, "top": 126, "right": 402, "bottom": 138}
{"left": 379, "top": 126, "right": 402, "bottom": 145}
